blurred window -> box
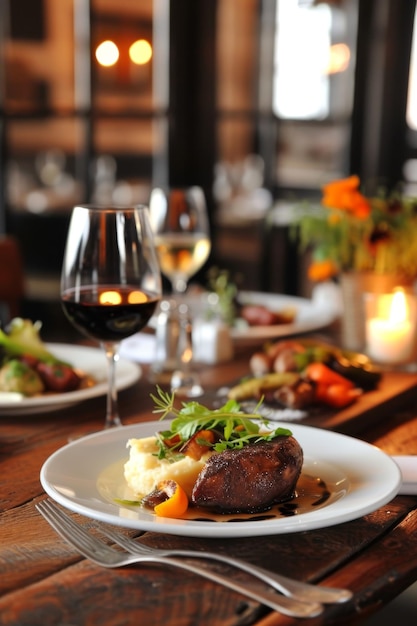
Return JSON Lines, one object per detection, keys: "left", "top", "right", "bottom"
{"left": 270, "top": 0, "right": 358, "bottom": 190}
{"left": 273, "top": 0, "right": 355, "bottom": 121}
{"left": 274, "top": 0, "right": 332, "bottom": 119}
{"left": 407, "top": 7, "right": 417, "bottom": 130}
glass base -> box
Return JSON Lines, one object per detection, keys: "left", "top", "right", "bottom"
{"left": 170, "top": 369, "right": 203, "bottom": 398}
{"left": 149, "top": 364, "right": 178, "bottom": 385}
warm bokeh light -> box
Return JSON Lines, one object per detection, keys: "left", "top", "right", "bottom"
{"left": 95, "top": 40, "right": 119, "bottom": 67}
{"left": 128, "top": 291, "right": 147, "bottom": 304}
{"left": 99, "top": 290, "right": 122, "bottom": 305}
{"left": 326, "top": 43, "right": 351, "bottom": 75}
{"left": 129, "top": 39, "right": 153, "bottom": 65}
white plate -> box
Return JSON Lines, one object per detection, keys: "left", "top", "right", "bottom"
{"left": 0, "top": 344, "right": 141, "bottom": 416}
{"left": 40, "top": 421, "right": 401, "bottom": 538}
{"left": 232, "top": 291, "right": 336, "bottom": 343}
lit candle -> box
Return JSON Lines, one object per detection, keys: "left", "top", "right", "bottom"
{"left": 366, "top": 290, "right": 414, "bottom": 364}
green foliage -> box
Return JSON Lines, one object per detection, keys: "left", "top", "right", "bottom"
{"left": 294, "top": 191, "right": 417, "bottom": 278}
{"left": 205, "top": 267, "right": 239, "bottom": 325}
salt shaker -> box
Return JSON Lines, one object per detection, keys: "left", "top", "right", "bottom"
{"left": 193, "top": 293, "right": 234, "bottom": 364}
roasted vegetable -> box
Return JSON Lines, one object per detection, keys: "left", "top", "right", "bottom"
{"left": 249, "top": 338, "right": 382, "bottom": 391}
{"left": 153, "top": 480, "right": 189, "bottom": 518}
{"left": 330, "top": 355, "right": 382, "bottom": 390}
{"left": 299, "top": 339, "right": 381, "bottom": 389}
{"left": 249, "top": 351, "right": 272, "bottom": 376}
{"left": 238, "top": 339, "right": 381, "bottom": 409}
{"left": 0, "top": 359, "right": 44, "bottom": 396}
{"left": 0, "top": 318, "right": 61, "bottom": 364}
{"left": 180, "top": 429, "right": 218, "bottom": 460}
{"left": 227, "top": 372, "right": 299, "bottom": 401}
{"left": 305, "top": 362, "right": 355, "bottom": 389}
{"left": 314, "top": 383, "right": 362, "bottom": 408}
{"left": 36, "top": 362, "right": 81, "bottom": 392}
{"left": 273, "top": 379, "right": 316, "bottom": 409}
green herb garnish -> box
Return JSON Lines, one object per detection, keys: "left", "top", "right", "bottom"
{"left": 151, "top": 386, "right": 292, "bottom": 459}
{"left": 114, "top": 498, "right": 142, "bottom": 507}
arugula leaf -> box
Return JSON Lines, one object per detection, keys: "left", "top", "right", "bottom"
{"left": 150, "top": 386, "right": 292, "bottom": 458}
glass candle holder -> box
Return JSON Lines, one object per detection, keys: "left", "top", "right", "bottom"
{"left": 364, "top": 288, "right": 417, "bottom": 365}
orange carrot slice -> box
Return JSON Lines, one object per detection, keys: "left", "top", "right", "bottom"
{"left": 153, "top": 480, "right": 189, "bottom": 518}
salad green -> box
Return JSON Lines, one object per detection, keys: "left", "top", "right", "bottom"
{"left": 151, "top": 386, "right": 292, "bottom": 459}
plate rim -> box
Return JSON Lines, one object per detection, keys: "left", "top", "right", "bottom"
{"left": 0, "top": 343, "right": 141, "bottom": 415}
{"left": 39, "top": 421, "right": 401, "bottom": 538}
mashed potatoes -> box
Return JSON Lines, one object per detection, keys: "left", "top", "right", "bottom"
{"left": 124, "top": 436, "right": 212, "bottom": 498}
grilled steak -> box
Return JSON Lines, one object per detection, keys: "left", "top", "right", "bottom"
{"left": 191, "top": 435, "right": 303, "bottom": 513}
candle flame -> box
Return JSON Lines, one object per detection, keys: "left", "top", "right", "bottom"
{"left": 389, "top": 289, "right": 408, "bottom": 324}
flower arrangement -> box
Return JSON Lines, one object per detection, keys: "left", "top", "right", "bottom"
{"left": 294, "top": 175, "right": 417, "bottom": 282}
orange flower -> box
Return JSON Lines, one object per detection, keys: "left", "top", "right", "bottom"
{"left": 322, "top": 175, "right": 371, "bottom": 219}
{"left": 327, "top": 212, "right": 341, "bottom": 226}
{"left": 308, "top": 259, "right": 338, "bottom": 282}
{"left": 295, "top": 174, "right": 417, "bottom": 281}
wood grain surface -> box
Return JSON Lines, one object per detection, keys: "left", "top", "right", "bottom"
{"left": 2, "top": 345, "right": 417, "bottom": 625}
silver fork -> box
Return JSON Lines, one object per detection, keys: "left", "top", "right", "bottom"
{"left": 36, "top": 499, "right": 323, "bottom": 619}
{"left": 99, "top": 523, "right": 352, "bottom": 605}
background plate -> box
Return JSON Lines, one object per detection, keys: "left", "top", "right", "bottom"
{"left": 232, "top": 291, "right": 337, "bottom": 343}
{"left": 0, "top": 343, "right": 141, "bottom": 416}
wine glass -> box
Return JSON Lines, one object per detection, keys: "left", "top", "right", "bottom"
{"left": 149, "top": 186, "right": 211, "bottom": 396}
{"left": 61, "top": 204, "right": 161, "bottom": 429}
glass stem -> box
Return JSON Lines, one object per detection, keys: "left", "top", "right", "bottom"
{"left": 178, "top": 309, "right": 193, "bottom": 371}
{"left": 103, "top": 343, "right": 122, "bottom": 428}
{"left": 172, "top": 277, "right": 187, "bottom": 295}
{"left": 172, "top": 280, "right": 192, "bottom": 367}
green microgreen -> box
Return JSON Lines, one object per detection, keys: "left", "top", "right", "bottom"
{"left": 150, "top": 386, "right": 292, "bottom": 459}
{"left": 154, "top": 431, "right": 185, "bottom": 461}
{"left": 114, "top": 498, "right": 142, "bottom": 507}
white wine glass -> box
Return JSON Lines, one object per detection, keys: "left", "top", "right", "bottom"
{"left": 149, "top": 186, "right": 211, "bottom": 396}
{"left": 61, "top": 204, "right": 162, "bottom": 429}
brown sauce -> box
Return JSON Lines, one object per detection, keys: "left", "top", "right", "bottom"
{"left": 181, "top": 473, "right": 336, "bottom": 523}
{"left": 100, "top": 459, "right": 348, "bottom": 523}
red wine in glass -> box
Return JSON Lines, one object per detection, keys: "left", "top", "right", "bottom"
{"left": 61, "top": 204, "right": 161, "bottom": 429}
{"left": 61, "top": 285, "right": 159, "bottom": 343}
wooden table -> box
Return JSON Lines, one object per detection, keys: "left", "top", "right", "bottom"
{"left": 2, "top": 343, "right": 417, "bottom": 625}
